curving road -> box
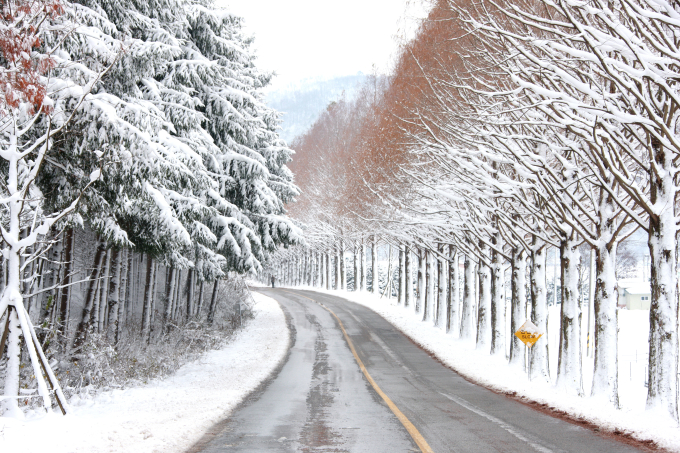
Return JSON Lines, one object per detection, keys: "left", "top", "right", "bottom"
{"left": 189, "top": 288, "right": 645, "bottom": 453}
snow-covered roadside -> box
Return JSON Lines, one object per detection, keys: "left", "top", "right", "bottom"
{"left": 296, "top": 286, "right": 680, "bottom": 452}
{"left": 0, "top": 292, "right": 289, "bottom": 453}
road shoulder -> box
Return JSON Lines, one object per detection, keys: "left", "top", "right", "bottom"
{"left": 0, "top": 291, "right": 290, "bottom": 453}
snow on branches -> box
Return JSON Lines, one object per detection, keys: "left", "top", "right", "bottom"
{"left": 0, "top": 0, "right": 63, "bottom": 113}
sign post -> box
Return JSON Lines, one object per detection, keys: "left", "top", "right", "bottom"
{"left": 514, "top": 319, "right": 544, "bottom": 381}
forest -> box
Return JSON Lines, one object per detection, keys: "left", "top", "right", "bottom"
{"left": 264, "top": 0, "right": 680, "bottom": 424}
{"left": 0, "top": 0, "right": 301, "bottom": 416}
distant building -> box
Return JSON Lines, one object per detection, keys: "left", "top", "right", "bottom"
{"left": 617, "top": 279, "right": 651, "bottom": 310}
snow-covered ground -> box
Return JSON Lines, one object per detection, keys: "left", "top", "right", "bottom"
{"left": 294, "top": 285, "right": 680, "bottom": 452}
{"left": 0, "top": 292, "right": 289, "bottom": 453}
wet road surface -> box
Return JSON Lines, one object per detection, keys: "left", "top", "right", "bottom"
{"left": 190, "top": 288, "right": 645, "bottom": 453}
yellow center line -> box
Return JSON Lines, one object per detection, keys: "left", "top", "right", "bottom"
{"left": 281, "top": 289, "right": 434, "bottom": 453}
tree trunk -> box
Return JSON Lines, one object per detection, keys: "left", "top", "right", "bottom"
{"left": 92, "top": 277, "right": 102, "bottom": 333}
{"left": 476, "top": 246, "right": 492, "bottom": 352}
{"left": 74, "top": 241, "right": 106, "bottom": 348}
{"left": 1, "top": 308, "right": 22, "bottom": 416}
{"left": 416, "top": 247, "right": 424, "bottom": 313}
{"left": 646, "top": 206, "right": 679, "bottom": 419}
{"left": 384, "top": 245, "right": 393, "bottom": 298}
{"left": 398, "top": 244, "right": 405, "bottom": 305}
{"left": 164, "top": 266, "right": 176, "bottom": 327}
{"left": 40, "top": 236, "right": 59, "bottom": 325}
{"left": 116, "top": 248, "right": 129, "bottom": 343}
{"left": 326, "top": 253, "right": 330, "bottom": 290}
{"left": 509, "top": 247, "right": 527, "bottom": 368}
{"left": 141, "top": 256, "right": 155, "bottom": 343}
{"left": 404, "top": 244, "right": 412, "bottom": 308}
{"left": 318, "top": 251, "right": 323, "bottom": 288}
{"left": 186, "top": 268, "right": 194, "bottom": 320}
{"left": 460, "top": 255, "right": 476, "bottom": 340}
{"left": 335, "top": 243, "right": 340, "bottom": 290}
{"left": 150, "top": 261, "right": 159, "bottom": 328}
{"left": 106, "top": 249, "right": 121, "bottom": 341}
{"left": 446, "top": 245, "right": 460, "bottom": 333}
{"left": 530, "top": 240, "right": 550, "bottom": 382}
{"left": 590, "top": 241, "right": 619, "bottom": 406}
{"left": 447, "top": 245, "right": 460, "bottom": 334}
{"left": 436, "top": 244, "right": 446, "bottom": 328}
{"left": 303, "top": 251, "right": 308, "bottom": 286}
{"left": 311, "top": 252, "right": 316, "bottom": 287}
{"left": 177, "top": 269, "right": 184, "bottom": 320}
{"left": 371, "top": 236, "right": 378, "bottom": 293}
{"left": 490, "top": 242, "right": 505, "bottom": 356}
{"left": 135, "top": 253, "right": 143, "bottom": 317}
{"left": 300, "top": 254, "right": 305, "bottom": 287}
{"left": 18, "top": 229, "right": 28, "bottom": 308}
{"left": 207, "top": 279, "right": 219, "bottom": 324}
{"left": 125, "top": 252, "right": 135, "bottom": 325}
{"left": 57, "top": 228, "right": 74, "bottom": 336}
{"left": 340, "top": 241, "right": 346, "bottom": 289}
{"left": 25, "top": 256, "right": 39, "bottom": 319}
{"left": 308, "top": 249, "right": 313, "bottom": 286}
{"left": 196, "top": 280, "right": 205, "bottom": 318}
{"left": 423, "top": 250, "right": 433, "bottom": 322}
{"left": 96, "top": 249, "right": 111, "bottom": 332}
{"left": 297, "top": 256, "right": 302, "bottom": 286}
{"left": 29, "top": 259, "right": 46, "bottom": 321}
{"left": 556, "top": 233, "right": 583, "bottom": 395}
{"left": 360, "top": 238, "right": 366, "bottom": 291}
{"left": 353, "top": 246, "right": 358, "bottom": 291}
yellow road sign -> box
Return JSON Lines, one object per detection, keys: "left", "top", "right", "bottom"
{"left": 515, "top": 319, "right": 544, "bottom": 348}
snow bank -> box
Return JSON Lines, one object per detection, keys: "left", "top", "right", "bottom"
{"left": 0, "top": 292, "right": 288, "bottom": 453}
{"left": 297, "top": 286, "right": 680, "bottom": 452}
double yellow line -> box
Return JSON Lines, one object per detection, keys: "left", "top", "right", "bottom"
{"left": 282, "top": 289, "right": 434, "bottom": 453}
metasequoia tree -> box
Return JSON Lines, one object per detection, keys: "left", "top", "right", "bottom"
{"left": 273, "top": 0, "right": 680, "bottom": 425}
{"left": 453, "top": 0, "right": 678, "bottom": 416}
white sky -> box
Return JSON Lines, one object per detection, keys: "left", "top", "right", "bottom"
{"left": 218, "top": 0, "right": 430, "bottom": 91}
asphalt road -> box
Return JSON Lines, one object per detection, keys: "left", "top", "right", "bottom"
{"left": 190, "top": 288, "right": 644, "bottom": 453}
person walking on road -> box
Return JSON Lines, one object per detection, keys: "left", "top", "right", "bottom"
{"left": 271, "top": 276, "right": 275, "bottom": 288}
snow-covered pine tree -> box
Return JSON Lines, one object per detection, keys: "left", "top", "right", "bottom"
{"left": 180, "top": 2, "right": 302, "bottom": 263}
{"left": 44, "top": 0, "right": 301, "bottom": 338}
{"left": 40, "top": 0, "right": 210, "bottom": 345}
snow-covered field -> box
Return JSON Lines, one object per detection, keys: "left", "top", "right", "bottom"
{"left": 296, "top": 286, "right": 680, "bottom": 452}
{"left": 0, "top": 292, "right": 289, "bottom": 453}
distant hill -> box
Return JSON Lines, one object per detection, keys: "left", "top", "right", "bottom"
{"left": 266, "top": 74, "right": 367, "bottom": 143}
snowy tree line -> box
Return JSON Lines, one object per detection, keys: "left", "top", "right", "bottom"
{"left": 0, "top": 0, "right": 301, "bottom": 416}
{"left": 264, "top": 0, "right": 680, "bottom": 424}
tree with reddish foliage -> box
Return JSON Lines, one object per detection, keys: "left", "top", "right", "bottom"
{"left": 283, "top": 0, "right": 680, "bottom": 425}
{"left": 0, "top": 0, "right": 63, "bottom": 112}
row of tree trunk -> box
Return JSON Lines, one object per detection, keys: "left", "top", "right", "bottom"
{"left": 0, "top": 227, "right": 224, "bottom": 357}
